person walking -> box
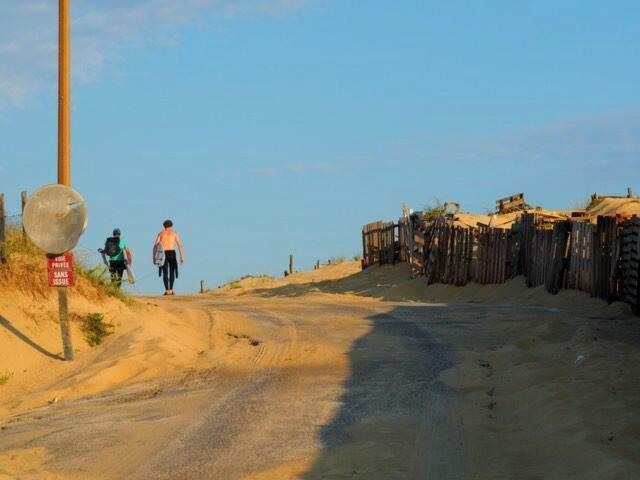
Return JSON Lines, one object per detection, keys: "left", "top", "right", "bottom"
{"left": 101, "top": 228, "right": 133, "bottom": 288}
{"left": 153, "top": 220, "right": 184, "bottom": 295}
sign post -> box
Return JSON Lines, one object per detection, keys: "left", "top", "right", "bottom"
{"left": 23, "top": 3, "right": 86, "bottom": 362}
{"left": 24, "top": 185, "right": 87, "bottom": 362}
{"left": 58, "top": 0, "right": 73, "bottom": 360}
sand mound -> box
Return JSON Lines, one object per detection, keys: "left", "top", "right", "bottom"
{"left": 586, "top": 196, "right": 640, "bottom": 219}
{"left": 217, "top": 262, "right": 362, "bottom": 294}
{"left": 0, "top": 288, "right": 222, "bottom": 416}
{"left": 234, "top": 261, "right": 634, "bottom": 319}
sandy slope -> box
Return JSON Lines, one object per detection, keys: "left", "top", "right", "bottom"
{"left": 0, "top": 291, "right": 222, "bottom": 417}
{"left": 1, "top": 262, "right": 640, "bottom": 479}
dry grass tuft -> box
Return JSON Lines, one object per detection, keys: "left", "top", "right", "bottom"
{"left": 0, "top": 371, "right": 14, "bottom": 386}
{"left": 0, "top": 228, "right": 49, "bottom": 298}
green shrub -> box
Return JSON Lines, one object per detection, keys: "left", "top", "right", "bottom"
{"left": 423, "top": 198, "right": 445, "bottom": 222}
{"left": 80, "top": 313, "right": 114, "bottom": 347}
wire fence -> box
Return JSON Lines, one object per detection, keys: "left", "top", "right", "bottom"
{"left": 3, "top": 213, "right": 23, "bottom": 229}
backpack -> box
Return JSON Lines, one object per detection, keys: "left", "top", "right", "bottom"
{"left": 104, "top": 237, "right": 122, "bottom": 258}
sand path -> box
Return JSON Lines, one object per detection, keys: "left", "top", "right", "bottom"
{"left": 1, "top": 269, "right": 640, "bottom": 479}
{"left": 0, "top": 294, "right": 470, "bottom": 479}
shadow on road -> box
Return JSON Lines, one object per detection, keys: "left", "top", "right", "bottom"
{"left": 300, "top": 305, "right": 459, "bottom": 479}
{"left": 0, "top": 314, "right": 63, "bottom": 360}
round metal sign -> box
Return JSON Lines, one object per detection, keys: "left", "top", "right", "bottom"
{"left": 23, "top": 184, "right": 88, "bottom": 255}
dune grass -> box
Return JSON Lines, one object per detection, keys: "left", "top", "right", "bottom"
{"left": 1, "top": 226, "right": 131, "bottom": 303}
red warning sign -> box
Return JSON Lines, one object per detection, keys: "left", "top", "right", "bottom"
{"left": 47, "top": 253, "right": 75, "bottom": 287}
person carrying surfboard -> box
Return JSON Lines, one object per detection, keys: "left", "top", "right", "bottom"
{"left": 153, "top": 220, "right": 184, "bottom": 295}
{"left": 101, "top": 228, "right": 133, "bottom": 288}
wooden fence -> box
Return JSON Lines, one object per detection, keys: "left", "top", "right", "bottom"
{"left": 0, "top": 191, "right": 28, "bottom": 264}
{"left": 475, "top": 227, "right": 512, "bottom": 284}
{"left": 621, "top": 217, "right": 640, "bottom": 311}
{"left": 566, "top": 221, "right": 594, "bottom": 293}
{"left": 362, "top": 221, "right": 396, "bottom": 268}
{"left": 363, "top": 211, "right": 640, "bottom": 315}
{"left": 425, "top": 223, "right": 474, "bottom": 285}
{"left": 0, "top": 193, "right": 5, "bottom": 264}
{"left": 411, "top": 231, "right": 425, "bottom": 277}
{"left": 397, "top": 218, "right": 410, "bottom": 263}
{"left": 593, "top": 216, "right": 620, "bottom": 303}
{"left": 545, "top": 221, "right": 571, "bottom": 295}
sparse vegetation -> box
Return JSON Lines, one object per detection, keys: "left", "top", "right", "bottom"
{"left": 0, "top": 371, "right": 14, "bottom": 386}
{"left": 76, "top": 264, "right": 134, "bottom": 304}
{"left": 423, "top": 198, "right": 446, "bottom": 222}
{"left": 80, "top": 313, "right": 114, "bottom": 347}
{"left": 330, "top": 256, "right": 347, "bottom": 264}
{"left": 1, "top": 225, "right": 133, "bottom": 304}
{"left": 5, "top": 227, "right": 42, "bottom": 257}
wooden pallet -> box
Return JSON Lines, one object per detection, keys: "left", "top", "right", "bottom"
{"left": 496, "top": 193, "right": 528, "bottom": 214}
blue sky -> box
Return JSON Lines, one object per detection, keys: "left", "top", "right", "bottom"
{"left": 1, "top": 0, "right": 639, "bottom": 294}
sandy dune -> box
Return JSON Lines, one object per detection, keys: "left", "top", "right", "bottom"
{"left": 1, "top": 262, "right": 639, "bottom": 479}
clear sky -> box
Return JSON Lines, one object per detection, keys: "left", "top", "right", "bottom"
{"left": 1, "top": 0, "right": 639, "bottom": 294}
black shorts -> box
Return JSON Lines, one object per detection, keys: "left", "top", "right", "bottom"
{"left": 109, "top": 260, "right": 126, "bottom": 277}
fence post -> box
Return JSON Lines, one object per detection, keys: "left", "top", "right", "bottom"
{"left": 21, "top": 191, "right": 27, "bottom": 240}
{"left": 316, "top": 260, "right": 320, "bottom": 270}
{"left": 289, "top": 254, "right": 294, "bottom": 275}
{"left": 0, "top": 193, "right": 5, "bottom": 264}
{"left": 200, "top": 280, "right": 205, "bottom": 294}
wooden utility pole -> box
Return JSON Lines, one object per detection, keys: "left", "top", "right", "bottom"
{"left": 289, "top": 255, "right": 294, "bottom": 275}
{"left": 0, "top": 194, "right": 5, "bottom": 264}
{"left": 57, "top": 0, "right": 73, "bottom": 361}
{"left": 58, "top": 0, "right": 71, "bottom": 186}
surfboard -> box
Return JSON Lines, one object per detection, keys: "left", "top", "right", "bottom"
{"left": 153, "top": 243, "right": 166, "bottom": 267}
{"left": 125, "top": 265, "right": 136, "bottom": 284}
